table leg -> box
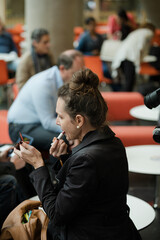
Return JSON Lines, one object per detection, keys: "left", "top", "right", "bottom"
{"left": 154, "top": 175, "right": 160, "bottom": 208}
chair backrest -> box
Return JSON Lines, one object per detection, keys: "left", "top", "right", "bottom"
{"left": 110, "top": 125, "right": 157, "bottom": 147}
{"left": 0, "top": 60, "right": 9, "bottom": 85}
{"left": 0, "top": 110, "right": 12, "bottom": 144}
{"left": 12, "top": 83, "right": 19, "bottom": 99}
{"left": 84, "top": 56, "right": 104, "bottom": 82}
{"left": 101, "top": 91, "right": 144, "bottom": 121}
{"left": 139, "top": 62, "right": 160, "bottom": 76}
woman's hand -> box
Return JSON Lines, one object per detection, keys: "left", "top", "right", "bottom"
{"left": 14, "top": 142, "right": 44, "bottom": 169}
{"left": 0, "top": 147, "right": 13, "bottom": 162}
{"left": 49, "top": 137, "right": 68, "bottom": 158}
{"left": 10, "top": 154, "right": 26, "bottom": 170}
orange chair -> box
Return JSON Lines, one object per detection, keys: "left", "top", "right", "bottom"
{"left": 73, "top": 26, "right": 84, "bottom": 41}
{"left": 139, "top": 62, "right": 160, "bottom": 76}
{"left": 84, "top": 56, "right": 112, "bottom": 84}
{"left": 0, "top": 110, "right": 12, "bottom": 144}
{"left": 0, "top": 60, "right": 15, "bottom": 106}
{"left": 12, "top": 83, "right": 19, "bottom": 100}
{"left": 110, "top": 125, "right": 157, "bottom": 147}
{"left": 101, "top": 92, "right": 144, "bottom": 121}
{"left": 0, "top": 60, "right": 15, "bottom": 85}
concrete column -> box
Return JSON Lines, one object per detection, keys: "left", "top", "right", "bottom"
{"left": 0, "top": 0, "right": 6, "bottom": 22}
{"left": 25, "top": 0, "right": 76, "bottom": 60}
{"left": 141, "top": 0, "right": 160, "bottom": 28}
{"left": 74, "top": 0, "right": 84, "bottom": 27}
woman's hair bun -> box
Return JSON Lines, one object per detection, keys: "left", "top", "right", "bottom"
{"left": 69, "top": 68, "right": 99, "bottom": 93}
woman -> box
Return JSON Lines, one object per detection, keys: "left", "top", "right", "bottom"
{"left": 14, "top": 69, "right": 141, "bottom": 240}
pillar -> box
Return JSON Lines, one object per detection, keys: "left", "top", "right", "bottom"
{"left": 141, "top": 0, "right": 160, "bottom": 28}
{"left": 0, "top": 0, "right": 6, "bottom": 22}
{"left": 74, "top": 0, "right": 84, "bottom": 27}
{"left": 25, "top": 0, "right": 77, "bottom": 60}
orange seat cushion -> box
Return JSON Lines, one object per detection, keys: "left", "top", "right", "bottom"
{"left": 101, "top": 92, "right": 144, "bottom": 121}
{"left": 0, "top": 110, "right": 12, "bottom": 144}
{"left": 111, "top": 126, "right": 157, "bottom": 147}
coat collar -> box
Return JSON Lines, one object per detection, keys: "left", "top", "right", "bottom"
{"left": 71, "top": 125, "right": 115, "bottom": 156}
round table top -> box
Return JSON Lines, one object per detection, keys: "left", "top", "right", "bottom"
{"left": 126, "top": 145, "right": 160, "bottom": 175}
{"left": 30, "top": 194, "right": 155, "bottom": 231}
{"left": 130, "top": 105, "right": 160, "bottom": 122}
{"left": 127, "top": 195, "right": 155, "bottom": 230}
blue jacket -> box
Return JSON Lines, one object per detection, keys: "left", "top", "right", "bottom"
{"left": 76, "top": 31, "right": 103, "bottom": 55}
{"left": 0, "top": 31, "right": 17, "bottom": 54}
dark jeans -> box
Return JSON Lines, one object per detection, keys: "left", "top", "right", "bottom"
{"left": 0, "top": 175, "right": 25, "bottom": 229}
{"left": 9, "top": 122, "right": 59, "bottom": 151}
{"left": 9, "top": 123, "right": 60, "bottom": 198}
{"left": 121, "top": 60, "right": 136, "bottom": 91}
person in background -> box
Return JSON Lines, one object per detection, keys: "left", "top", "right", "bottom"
{"left": 8, "top": 49, "right": 84, "bottom": 152}
{"left": 76, "top": 17, "right": 104, "bottom": 56}
{"left": 111, "top": 22, "right": 155, "bottom": 92}
{"left": 76, "top": 17, "right": 112, "bottom": 79}
{"left": 14, "top": 68, "right": 142, "bottom": 240}
{"left": 0, "top": 17, "right": 18, "bottom": 72}
{"left": 107, "top": 8, "right": 137, "bottom": 40}
{"left": 16, "top": 28, "right": 55, "bottom": 90}
{"left": 0, "top": 147, "right": 26, "bottom": 228}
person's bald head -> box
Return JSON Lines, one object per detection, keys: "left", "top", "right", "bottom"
{"left": 57, "top": 49, "right": 84, "bottom": 83}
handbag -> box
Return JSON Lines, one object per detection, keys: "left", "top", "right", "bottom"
{"left": 0, "top": 199, "right": 49, "bottom": 240}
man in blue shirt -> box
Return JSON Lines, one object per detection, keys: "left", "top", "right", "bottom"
{"left": 76, "top": 17, "right": 104, "bottom": 56}
{"left": 8, "top": 49, "right": 84, "bottom": 151}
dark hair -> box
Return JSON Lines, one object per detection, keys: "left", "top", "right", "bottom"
{"left": 117, "top": 9, "right": 128, "bottom": 22}
{"left": 140, "top": 22, "right": 156, "bottom": 33}
{"left": 57, "top": 50, "right": 83, "bottom": 70}
{"left": 31, "top": 28, "right": 49, "bottom": 42}
{"left": 85, "top": 17, "right": 96, "bottom": 25}
{"left": 58, "top": 68, "right": 108, "bottom": 128}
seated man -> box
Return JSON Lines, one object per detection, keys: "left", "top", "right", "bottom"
{"left": 16, "top": 28, "right": 55, "bottom": 90}
{"left": 8, "top": 49, "right": 84, "bottom": 151}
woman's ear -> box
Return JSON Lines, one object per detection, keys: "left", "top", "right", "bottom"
{"left": 75, "top": 114, "right": 84, "bottom": 128}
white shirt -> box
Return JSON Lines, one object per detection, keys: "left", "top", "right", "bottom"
{"left": 111, "top": 28, "right": 154, "bottom": 76}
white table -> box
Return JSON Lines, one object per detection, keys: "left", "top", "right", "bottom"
{"left": 100, "top": 39, "right": 122, "bottom": 62}
{"left": 30, "top": 194, "right": 155, "bottom": 230}
{"left": 126, "top": 145, "right": 160, "bottom": 208}
{"left": 130, "top": 105, "right": 160, "bottom": 122}
{"left": 127, "top": 195, "right": 155, "bottom": 230}
{"left": 0, "top": 52, "right": 17, "bottom": 62}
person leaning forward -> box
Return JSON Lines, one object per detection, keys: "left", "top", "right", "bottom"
{"left": 8, "top": 49, "right": 84, "bottom": 152}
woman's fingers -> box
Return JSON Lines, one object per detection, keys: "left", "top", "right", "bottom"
{"left": 50, "top": 139, "right": 68, "bottom": 157}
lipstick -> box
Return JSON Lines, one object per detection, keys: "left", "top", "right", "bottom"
{"left": 57, "top": 131, "right": 65, "bottom": 140}
{"left": 51, "top": 131, "right": 65, "bottom": 145}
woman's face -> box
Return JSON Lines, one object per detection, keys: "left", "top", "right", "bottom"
{"left": 56, "top": 97, "right": 79, "bottom": 141}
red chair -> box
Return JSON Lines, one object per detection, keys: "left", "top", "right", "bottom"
{"left": 12, "top": 83, "right": 19, "bottom": 100}
{"left": 0, "top": 60, "right": 15, "bottom": 106}
{"left": 110, "top": 125, "right": 157, "bottom": 147}
{"left": 84, "top": 56, "right": 112, "bottom": 84}
{"left": 0, "top": 110, "right": 12, "bottom": 144}
{"left": 73, "top": 26, "right": 84, "bottom": 41}
{"left": 101, "top": 92, "right": 144, "bottom": 121}
{"left": 139, "top": 62, "right": 160, "bottom": 76}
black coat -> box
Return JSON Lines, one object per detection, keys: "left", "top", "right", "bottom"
{"left": 30, "top": 126, "right": 141, "bottom": 240}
